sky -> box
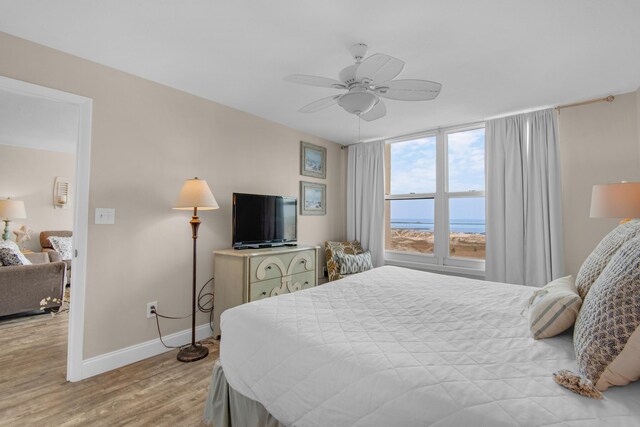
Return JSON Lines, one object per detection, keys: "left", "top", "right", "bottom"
{"left": 389, "top": 128, "right": 485, "bottom": 221}
{"left": 389, "top": 198, "right": 485, "bottom": 221}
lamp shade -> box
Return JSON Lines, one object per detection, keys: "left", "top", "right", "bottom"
{"left": 590, "top": 182, "right": 640, "bottom": 218}
{"left": 173, "top": 178, "right": 219, "bottom": 210}
{"left": 0, "top": 199, "right": 27, "bottom": 220}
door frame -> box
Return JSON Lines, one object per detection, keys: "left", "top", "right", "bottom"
{"left": 0, "top": 75, "right": 92, "bottom": 382}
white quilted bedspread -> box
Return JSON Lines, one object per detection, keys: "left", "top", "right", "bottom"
{"left": 220, "top": 266, "right": 640, "bottom": 427}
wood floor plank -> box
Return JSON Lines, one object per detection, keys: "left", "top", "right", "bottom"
{"left": 0, "top": 309, "right": 219, "bottom": 426}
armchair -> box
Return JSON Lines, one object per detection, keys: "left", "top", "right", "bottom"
{"left": 324, "top": 240, "right": 364, "bottom": 282}
{"left": 40, "top": 230, "right": 72, "bottom": 285}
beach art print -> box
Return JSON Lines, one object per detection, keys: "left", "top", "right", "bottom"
{"left": 300, "top": 141, "right": 326, "bottom": 179}
{"left": 300, "top": 181, "right": 326, "bottom": 215}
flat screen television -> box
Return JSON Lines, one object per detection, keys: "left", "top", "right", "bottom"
{"left": 232, "top": 193, "right": 297, "bottom": 249}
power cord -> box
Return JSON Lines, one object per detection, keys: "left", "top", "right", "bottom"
{"left": 153, "top": 276, "right": 216, "bottom": 349}
{"left": 197, "top": 277, "right": 215, "bottom": 334}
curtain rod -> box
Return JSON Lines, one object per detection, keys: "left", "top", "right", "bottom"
{"left": 340, "top": 95, "right": 616, "bottom": 148}
{"left": 556, "top": 95, "right": 614, "bottom": 110}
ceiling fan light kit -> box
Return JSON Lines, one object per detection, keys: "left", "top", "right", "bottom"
{"left": 284, "top": 43, "right": 442, "bottom": 121}
{"left": 338, "top": 90, "right": 377, "bottom": 115}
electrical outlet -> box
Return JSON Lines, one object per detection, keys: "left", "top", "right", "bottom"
{"left": 146, "top": 301, "right": 157, "bottom": 318}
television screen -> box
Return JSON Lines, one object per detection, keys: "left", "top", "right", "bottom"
{"left": 233, "top": 193, "right": 297, "bottom": 249}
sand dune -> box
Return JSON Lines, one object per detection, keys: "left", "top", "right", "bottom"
{"left": 387, "top": 229, "right": 485, "bottom": 259}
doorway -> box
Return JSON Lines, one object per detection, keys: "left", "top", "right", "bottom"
{"left": 0, "top": 76, "right": 92, "bottom": 382}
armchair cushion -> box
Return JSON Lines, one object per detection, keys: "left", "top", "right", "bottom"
{"left": 324, "top": 240, "right": 364, "bottom": 282}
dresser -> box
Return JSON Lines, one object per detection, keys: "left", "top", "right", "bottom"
{"left": 213, "top": 245, "right": 320, "bottom": 338}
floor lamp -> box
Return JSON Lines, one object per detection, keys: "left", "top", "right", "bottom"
{"left": 173, "top": 177, "right": 219, "bottom": 362}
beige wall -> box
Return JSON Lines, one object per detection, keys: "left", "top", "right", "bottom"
{"left": 558, "top": 89, "right": 640, "bottom": 277}
{"left": 0, "top": 32, "right": 346, "bottom": 359}
{"left": 0, "top": 145, "right": 76, "bottom": 251}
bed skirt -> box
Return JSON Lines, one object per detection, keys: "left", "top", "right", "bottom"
{"left": 204, "top": 359, "right": 285, "bottom": 427}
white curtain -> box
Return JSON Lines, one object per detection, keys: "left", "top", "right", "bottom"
{"left": 347, "top": 140, "right": 385, "bottom": 267}
{"left": 486, "top": 109, "right": 564, "bottom": 286}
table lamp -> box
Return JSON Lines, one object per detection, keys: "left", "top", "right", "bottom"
{"left": 0, "top": 199, "right": 27, "bottom": 241}
{"left": 173, "top": 178, "right": 219, "bottom": 362}
{"left": 590, "top": 182, "right": 640, "bottom": 222}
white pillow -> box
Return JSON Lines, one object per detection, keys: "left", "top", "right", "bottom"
{"left": 0, "top": 239, "right": 31, "bottom": 266}
{"left": 528, "top": 275, "right": 582, "bottom": 339}
{"left": 48, "top": 236, "right": 73, "bottom": 261}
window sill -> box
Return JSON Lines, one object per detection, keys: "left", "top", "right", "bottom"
{"left": 384, "top": 258, "right": 485, "bottom": 279}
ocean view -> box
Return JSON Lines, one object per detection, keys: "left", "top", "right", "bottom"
{"left": 391, "top": 218, "right": 485, "bottom": 234}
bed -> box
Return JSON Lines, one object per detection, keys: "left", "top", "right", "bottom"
{"left": 205, "top": 266, "right": 640, "bottom": 426}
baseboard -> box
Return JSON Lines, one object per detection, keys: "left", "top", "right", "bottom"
{"left": 81, "top": 324, "right": 213, "bottom": 380}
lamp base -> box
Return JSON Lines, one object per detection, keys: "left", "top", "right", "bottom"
{"left": 177, "top": 343, "right": 209, "bottom": 363}
{"left": 2, "top": 219, "right": 10, "bottom": 241}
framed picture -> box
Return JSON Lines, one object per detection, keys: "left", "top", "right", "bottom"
{"left": 300, "top": 181, "right": 326, "bottom": 215}
{"left": 300, "top": 141, "right": 326, "bottom": 179}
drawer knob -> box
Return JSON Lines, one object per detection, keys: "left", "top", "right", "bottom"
{"left": 261, "top": 291, "right": 267, "bottom": 296}
{"left": 300, "top": 260, "right": 305, "bottom": 264}
{"left": 266, "top": 266, "right": 272, "bottom": 270}
{"left": 304, "top": 281, "right": 309, "bottom": 285}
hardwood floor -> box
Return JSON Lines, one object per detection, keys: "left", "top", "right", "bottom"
{"left": 0, "top": 309, "right": 219, "bottom": 426}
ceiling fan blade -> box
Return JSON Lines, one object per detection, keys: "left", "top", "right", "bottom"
{"left": 299, "top": 95, "right": 341, "bottom": 113}
{"left": 284, "top": 74, "right": 346, "bottom": 89}
{"left": 360, "top": 99, "right": 386, "bottom": 122}
{"left": 375, "top": 79, "right": 442, "bottom": 101}
{"left": 355, "top": 54, "right": 405, "bottom": 85}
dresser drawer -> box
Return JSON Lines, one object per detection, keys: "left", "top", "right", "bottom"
{"left": 291, "top": 270, "right": 317, "bottom": 291}
{"left": 248, "top": 270, "right": 317, "bottom": 302}
{"left": 249, "top": 249, "right": 315, "bottom": 283}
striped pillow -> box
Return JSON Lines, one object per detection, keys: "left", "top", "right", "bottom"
{"left": 336, "top": 251, "right": 373, "bottom": 275}
{"left": 528, "top": 276, "right": 582, "bottom": 339}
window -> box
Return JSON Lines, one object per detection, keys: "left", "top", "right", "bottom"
{"left": 385, "top": 125, "right": 485, "bottom": 272}
{"left": 386, "top": 198, "right": 435, "bottom": 254}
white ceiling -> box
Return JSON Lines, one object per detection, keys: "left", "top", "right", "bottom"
{"left": 0, "top": 89, "right": 79, "bottom": 153}
{"left": 1, "top": 1, "right": 639, "bottom": 145}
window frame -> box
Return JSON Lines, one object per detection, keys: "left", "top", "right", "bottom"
{"left": 384, "top": 122, "right": 486, "bottom": 276}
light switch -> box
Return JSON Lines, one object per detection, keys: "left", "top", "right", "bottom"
{"left": 95, "top": 208, "right": 116, "bottom": 225}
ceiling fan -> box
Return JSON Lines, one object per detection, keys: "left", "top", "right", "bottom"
{"left": 283, "top": 43, "right": 442, "bottom": 122}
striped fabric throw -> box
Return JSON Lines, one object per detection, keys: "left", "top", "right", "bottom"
{"left": 528, "top": 276, "right": 582, "bottom": 340}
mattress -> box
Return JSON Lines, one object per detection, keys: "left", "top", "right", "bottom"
{"left": 219, "top": 266, "right": 640, "bottom": 426}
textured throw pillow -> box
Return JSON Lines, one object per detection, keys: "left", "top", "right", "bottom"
{"left": 48, "top": 236, "right": 73, "bottom": 261}
{"left": 0, "top": 239, "right": 31, "bottom": 266}
{"left": 0, "top": 247, "right": 29, "bottom": 266}
{"left": 575, "top": 219, "right": 640, "bottom": 299}
{"left": 336, "top": 251, "right": 373, "bottom": 275}
{"left": 567, "top": 233, "right": 640, "bottom": 394}
{"left": 527, "top": 275, "right": 582, "bottom": 339}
